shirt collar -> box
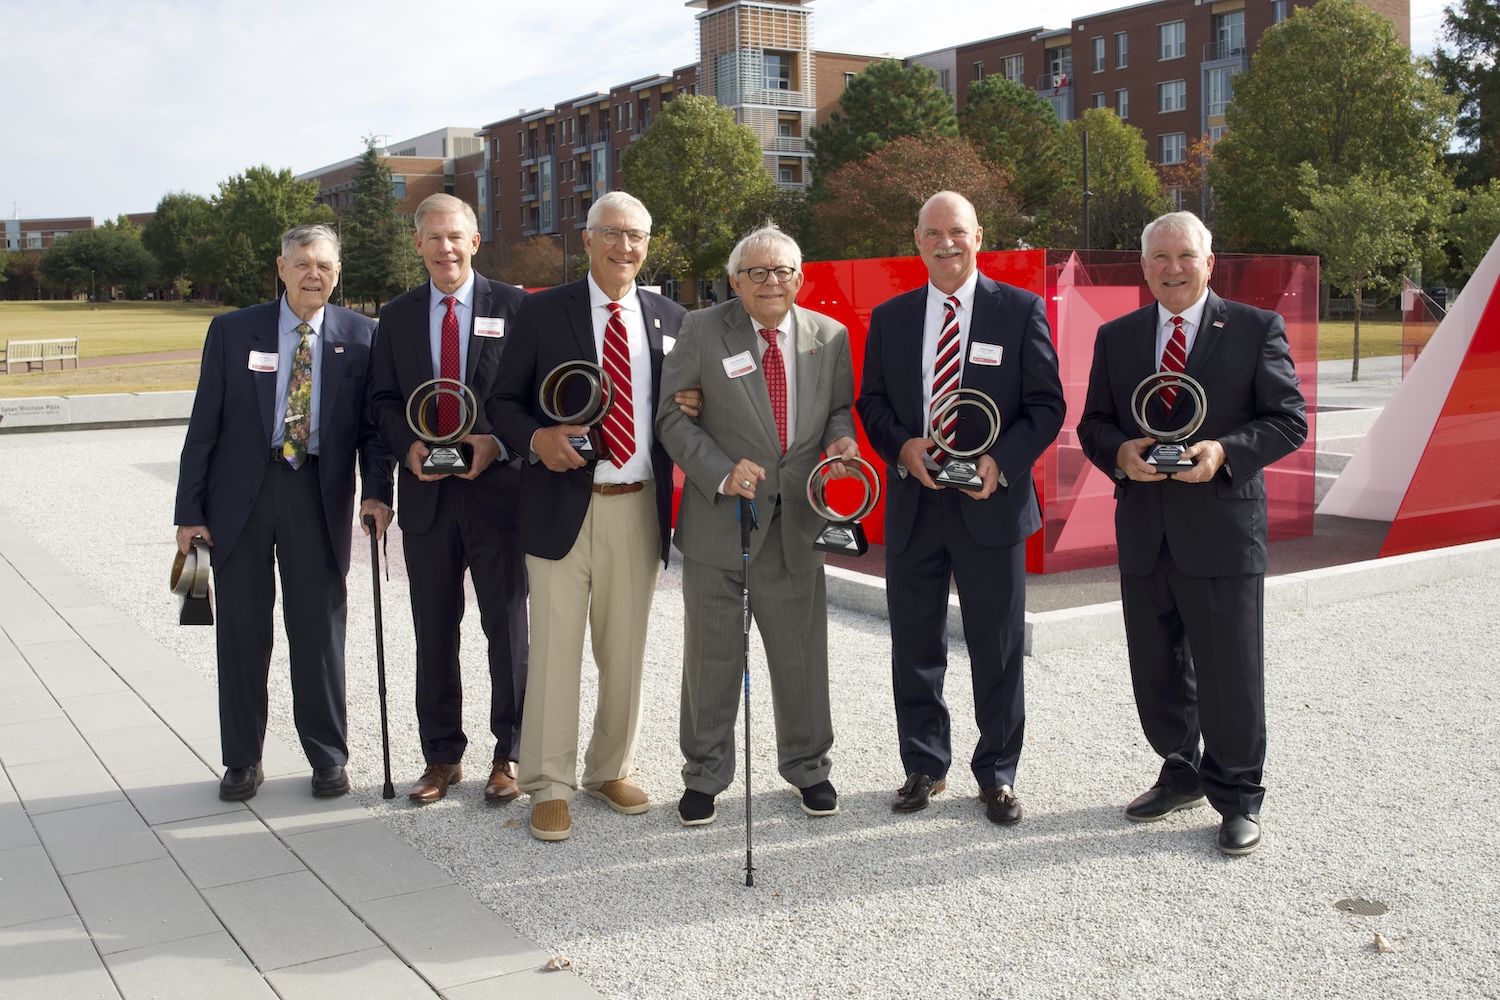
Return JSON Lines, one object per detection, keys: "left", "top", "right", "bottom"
{"left": 429, "top": 271, "right": 476, "bottom": 312}
{"left": 927, "top": 270, "right": 980, "bottom": 313}
{"left": 279, "top": 295, "right": 324, "bottom": 336}
{"left": 1157, "top": 289, "right": 1210, "bottom": 331}
{"left": 587, "top": 272, "right": 640, "bottom": 314}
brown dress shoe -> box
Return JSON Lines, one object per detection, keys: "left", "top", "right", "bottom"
{"left": 983, "top": 784, "right": 1023, "bottom": 826}
{"left": 484, "top": 759, "right": 520, "bottom": 803}
{"left": 408, "top": 762, "right": 461, "bottom": 803}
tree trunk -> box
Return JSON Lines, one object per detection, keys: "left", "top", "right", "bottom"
{"left": 1351, "top": 284, "right": 1362, "bottom": 383}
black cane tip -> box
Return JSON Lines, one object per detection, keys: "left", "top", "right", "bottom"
{"left": 382, "top": 785, "right": 395, "bottom": 800}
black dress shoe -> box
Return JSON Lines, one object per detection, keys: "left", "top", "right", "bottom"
{"left": 892, "top": 772, "right": 946, "bottom": 813}
{"left": 219, "top": 763, "right": 263, "bottom": 801}
{"left": 983, "top": 785, "right": 1023, "bottom": 826}
{"left": 1217, "top": 813, "right": 1262, "bottom": 855}
{"left": 677, "top": 789, "right": 717, "bottom": 826}
{"left": 1124, "top": 784, "right": 1206, "bottom": 822}
{"left": 311, "top": 765, "right": 349, "bottom": 798}
{"left": 797, "top": 780, "right": 839, "bottom": 816}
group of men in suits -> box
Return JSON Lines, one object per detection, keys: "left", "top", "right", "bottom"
{"left": 174, "top": 187, "right": 1302, "bottom": 857}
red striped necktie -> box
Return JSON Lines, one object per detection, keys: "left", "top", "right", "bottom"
{"left": 439, "top": 295, "right": 461, "bottom": 435}
{"left": 1159, "top": 315, "right": 1187, "bottom": 408}
{"left": 930, "top": 295, "right": 962, "bottom": 462}
{"left": 601, "top": 302, "right": 635, "bottom": 467}
{"left": 759, "top": 328, "right": 787, "bottom": 454}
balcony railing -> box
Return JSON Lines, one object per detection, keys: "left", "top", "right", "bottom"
{"left": 1036, "top": 73, "right": 1072, "bottom": 92}
{"left": 1203, "top": 40, "right": 1247, "bottom": 61}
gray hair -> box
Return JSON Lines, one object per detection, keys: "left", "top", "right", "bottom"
{"left": 414, "top": 193, "right": 478, "bottom": 237}
{"left": 1141, "top": 211, "right": 1213, "bottom": 258}
{"left": 586, "top": 190, "right": 651, "bottom": 231}
{"left": 726, "top": 222, "right": 802, "bottom": 278}
{"left": 281, "top": 224, "right": 340, "bottom": 259}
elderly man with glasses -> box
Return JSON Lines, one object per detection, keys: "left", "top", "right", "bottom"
{"left": 488, "top": 191, "right": 695, "bottom": 842}
{"left": 657, "top": 223, "right": 858, "bottom": 827}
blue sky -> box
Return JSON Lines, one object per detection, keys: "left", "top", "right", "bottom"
{"left": 1, "top": 0, "right": 1454, "bottom": 222}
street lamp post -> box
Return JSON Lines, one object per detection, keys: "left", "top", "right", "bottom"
{"left": 91, "top": 269, "right": 96, "bottom": 310}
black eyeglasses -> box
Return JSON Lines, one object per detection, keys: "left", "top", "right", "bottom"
{"left": 737, "top": 266, "right": 797, "bottom": 284}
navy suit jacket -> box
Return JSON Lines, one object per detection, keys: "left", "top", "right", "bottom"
{"left": 856, "top": 274, "right": 1066, "bottom": 555}
{"left": 486, "top": 278, "right": 686, "bottom": 566}
{"left": 369, "top": 274, "right": 529, "bottom": 535}
{"left": 1076, "top": 290, "right": 1307, "bottom": 578}
{"left": 174, "top": 298, "right": 395, "bottom": 575}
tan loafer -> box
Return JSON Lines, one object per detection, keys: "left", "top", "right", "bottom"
{"left": 530, "top": 799, "right": 571, "bottom": 841}
{"left": 586, "top": 778, "right": 650, "bottom": 815}
{"left": 484, "top": 759, "right": 520, "bottom": 803}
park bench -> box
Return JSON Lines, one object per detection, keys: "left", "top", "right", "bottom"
{"left": 3, "top": 337, "right": 80, "bottom": 374}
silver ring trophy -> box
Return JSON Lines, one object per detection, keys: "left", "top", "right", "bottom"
{"left": 406, "top": 377, "right": 479, "bottom": 474}
{"left": 1130, "top": 371, "right": 1207, "bottom": 473}
{"left": 930, "top": 387, "right": 1001, "bottom": 492}
{"left": 169, "top": 539, "right": 213, "bottom": 625}
{"left": 807, "top": 456, "right": 882, "bottom": 556}
{"left": 539, "top": 361, "right": 617, "bottom": 462}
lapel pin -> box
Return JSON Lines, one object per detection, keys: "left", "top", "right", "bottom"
{"left": 1212, "top": 320, "right": 1225, "bottom": 328}
{"left": 333, "top": 345, "right": 345, "bottom": 353}
{"left": 654, "top": 318, "right": 661, "bottom": 329}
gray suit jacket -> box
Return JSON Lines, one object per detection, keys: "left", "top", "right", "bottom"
{"left": 657, "top": 300, "right": 854, "bottom": 574}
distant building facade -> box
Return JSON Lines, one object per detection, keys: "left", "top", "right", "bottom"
{"left": 297, "top": 127, "right": 486, "bottom": 218}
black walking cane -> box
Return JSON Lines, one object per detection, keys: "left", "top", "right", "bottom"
{"left": 737, "top": 496, "right": 759, "bottom": 886}
{"left": 363, "top": 515, "right": 396, "bottom": 800}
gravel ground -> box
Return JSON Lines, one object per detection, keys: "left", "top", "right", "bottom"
{"left": 3, "top": 422, "right": 1497, "bottom": 1000}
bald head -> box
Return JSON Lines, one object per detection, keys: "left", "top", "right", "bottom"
{"left": 915, "top": 191, "right": 983, "bottom": 295}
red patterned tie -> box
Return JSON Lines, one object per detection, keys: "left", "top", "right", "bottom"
{"left": 930, "top": 295, "right": 962, "bottom": 463}
{"left": 759, "top": 329, "right": 787, "bottom": 454}
{"left": 1159, "top": 315, "right": 1187, "bottom": 408}
{"left": 601, "top": 302, "right": 634, "bottom": 467}
{"left": 439, "top": 295, "right": 461, "bottom": 435}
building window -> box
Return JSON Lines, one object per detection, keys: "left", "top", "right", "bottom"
{"left": 973, "top": 61, "right": 984, "bottom": 82}
{"left": 1168, "top": 185, "right": 1186, "bottom": 210}
{"left": 1208, "top": 124, "right": 1226, "bottom": 142}
{"left": 1207, "top": 67, "right": 1237, "bottom": 117}
{"left": 1048, "top": 45, "right": 1072, "bottom": 83}
{"left": 1159, "top": 20, "right": 1186, "bottom": 60}
{"left": 1272, "top": 0, "right": 1288, "bottom": 24}
{"left": 391, "top": 175, "right": 406, "bottom": 198}
{"left": 1092, "top": 36, "right": 1105, "bottom": 72}
{"left": 1115, "top": 31, "right": 1129, "bottom": 68}
{"left": 1116, "top": 88, "right": 1129, "bottom": 119}
{"left": 939, "top": 67, "right": 951, "bottom": 96}
{"left": 779, "top": 167, "right": 794, "bottom": 184}
{"left": 1213, "top": 10, "right": 1246, "bottom": 58}
{"left": 778, "top": 121, "right": 794, "bottom": 137}
{"left": 1002, "top": 55, "right": 1023, "bottom": 84}
{"left": 1158, "top": 79, "right": 1187, "bottom": 113}
{"left": 1160, "top": 132, "right": 1187, "bottom": 164}
{"left": 765, "top": 51, "right": 792, "bottom": 90}
{"left": 1093, "top": 92, "right": 1107, "bottom": 108}
{"left": 517, "top": 131, "right": 524, "bottom": 154}
{"left": 844, "top": 71, "right": 855, "bottom": 89}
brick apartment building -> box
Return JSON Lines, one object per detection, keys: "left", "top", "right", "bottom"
{"left": 297, "top": 127, "right": 486, "bottom": 219}
{"left": 3, "top": 216, "right": 95, "bottom": 252}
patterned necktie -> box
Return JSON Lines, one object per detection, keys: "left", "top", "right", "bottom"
{"left": 760, "top": 328, "right": 787, "bottom": 454}
{"left": 601, "top": 302, "right": 635, "bottom": 467}
{"left": 1159, "top": 315, "right": 1188, "bottom": 408}
{"left": 930, "top": 295, "right": 962, "bottom": 463}
{"left": 282, "top": 322, "right": 313, "bottom": 469}
{"left": 439, "top": 295, "right": 461, "bottom": 435}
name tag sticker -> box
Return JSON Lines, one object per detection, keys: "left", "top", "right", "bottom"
{"left": 248, "top": 351, "right": 278, "bottom": 372}
{"left": 969, "top": 342, "right": 1003, "bottom": 366}
{"left": 654, "top": 317, "right": 661, "bottom": 329}
{"left": 662, "top": 335, "right": 676, "bottom": 354}
{"left": 723, "top": 351, "right": 757, "bottom": 379}
{"left": 474, "top": 317, "right": 505, "bottom": 338}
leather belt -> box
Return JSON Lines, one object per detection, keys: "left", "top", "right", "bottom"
{"left": 592, "top": 481, "right": 646, "bottom": 495}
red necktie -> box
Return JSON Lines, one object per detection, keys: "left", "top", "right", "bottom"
{"left": 930, "top": 295, "right": 962, "bottom": 462}
{"left": 439, "top": 295, "right": 461, "bottom": 435}
{"left": 601, "top": 302, "right": 635, "bottom": 467}
{"left": 1159, "top": 315, "right": 1187, "bottom": 408}
{"left": 760, "top": 328, "right": 787, "bottom": 454}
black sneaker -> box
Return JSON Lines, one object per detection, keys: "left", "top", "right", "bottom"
{"left": 677, "top": 789, "right": 717, "bottom": 826}
{"left": 796, "top": 780, "right": 839, "bottom": 816}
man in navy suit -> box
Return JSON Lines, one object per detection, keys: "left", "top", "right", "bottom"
{"left": 1077, "top": 211, "right": 1306, "bottom": 855}
{"left": 369, "top": 194, "right": 529, "bottom": 805}
{"left": 856, "top": 191, "right": 1065, "bottom": 826}
{"left": 488, "top": 191, "right": 692, "bottom": 842}
{"left": 175, "top": 224, "right": 395, "bottom": 801}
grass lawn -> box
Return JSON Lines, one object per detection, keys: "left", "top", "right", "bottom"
{"left": 0, "top": 301, "right": 227, "bottom": 358}
{"left": 1317, "top": 317, "right": 1406, "bottom": 361}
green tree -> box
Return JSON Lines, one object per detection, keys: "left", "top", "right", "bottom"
{"left": 340, "top": 139, "right": 423, "bottom": 312}
{"left": 2, "top": 250, "right": 45, "bottom": 299}
{"left": 1433, "top": 0, "right": 1500, "bottom": 185}
{"left": 38, "top": 217, "right": 159, "bottom": 299}
{"left": 1291, "top": 164, "right": 1424, "bottom": 381}
{"left": 1038, "top": 108, "right": 1170, "bottom": 250}
{"left": 141, "top": 192, "right": 216, "bottom": 297}
{"left": 959, "top": 77, "right": 1071, "bottom": 218}
{"left": 808, "top": 60, "right": 958, "bottom": 190}
{"left": 1211, "top": 0, "right": 1456, "bottom": 252}
{"left": 813, "top": 135, "right": 1023, "bottom": 259}
{"left": 622, "top": 94, "right": 776, "bottom": 304}
{"left": 1448, "top": 178, "right": 1500, "bottom": 278}
{"left": 210, "top": 165, "right": 327, "bottom": 307}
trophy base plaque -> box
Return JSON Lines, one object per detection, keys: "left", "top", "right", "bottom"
{"left": 422, "top": 442, "right": 474, "bottom": 474}
{"left": 935, "top": 459, "right": 985, "bottom": 492}
{"left": 178, "top": 594, "right": 213, "bottom": 626}
{"left": 813, "top": 521, "right": 869, "bottom": 556}
{"left": 1146, "top": 443, "right": 1196, "bottom": 473}
{"left": 567, "top": 430, "right": 608, "bottom": 463}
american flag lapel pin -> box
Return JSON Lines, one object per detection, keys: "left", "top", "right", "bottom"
{"left": 1212, "top": 320, "right": 1225, "bottom": 329}
{"left": 654, "top": 318, "right": 661, "bottom": 329}
{"left": 334, "top": 345, "right": 345, "bottom": 353}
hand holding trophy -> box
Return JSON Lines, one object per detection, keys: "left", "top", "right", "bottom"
{"left": 1129, "top": 371, "right": 1208, "bottom": 474}
{"left": 808, "top": 456, "right": 881, "bottom": 556}
{"left": 405, "top": 377, "right": 480, "bottom": 474}
{"left": 539, "top": 361, "right": 618, "bottom": 462}
{"left": 929, "top": 387, "right": 1001, "bottom": 492}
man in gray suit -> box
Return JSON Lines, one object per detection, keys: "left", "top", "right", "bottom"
{"left": 657, "top": 224, "right": 857, "bottom": 826}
